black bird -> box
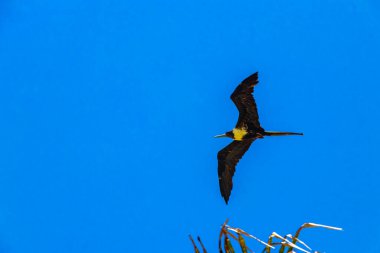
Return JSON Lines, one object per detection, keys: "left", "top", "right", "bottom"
{"left": 215, "top": 72, "right": 303, "bottom": 204}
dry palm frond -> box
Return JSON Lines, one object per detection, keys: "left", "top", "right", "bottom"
{"left": 190, "top": 221, "right": 342, "bottom": 253}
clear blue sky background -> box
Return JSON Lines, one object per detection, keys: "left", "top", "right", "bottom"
{"left": 0, "top": 1, "right": 379, "bottom": 252}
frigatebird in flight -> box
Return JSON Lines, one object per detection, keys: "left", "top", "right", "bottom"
{"left": 215, "top": 72, "right": 303, "bottom": 204}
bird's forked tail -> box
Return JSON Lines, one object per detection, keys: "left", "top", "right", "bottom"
{"left": 264, "top": 131, "right": 303, "bottom": 136}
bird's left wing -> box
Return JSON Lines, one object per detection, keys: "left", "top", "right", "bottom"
{"left": 230, "top": 72, "right": 262, "bottom": 131}
{"left": 217, "top": 139, "right": 255, "bottom": 204}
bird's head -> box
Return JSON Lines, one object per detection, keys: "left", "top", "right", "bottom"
{"left": 214, "top": 131, "right": 234, "bottom": 139}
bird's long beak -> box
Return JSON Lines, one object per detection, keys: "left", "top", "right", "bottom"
{"left": 214, "top": 133, "right": 228, "bottom": 138}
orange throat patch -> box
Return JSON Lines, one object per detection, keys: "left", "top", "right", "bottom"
{"left": 232, "top": 128, "right": 248, "bottom": 141}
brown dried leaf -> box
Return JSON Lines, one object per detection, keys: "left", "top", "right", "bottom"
{"left": 224, "top": 236, "right": 235, "bottom": 253}
{"left": 189, "top": 235, "right": 200, "bottom": 253}
{"left": 197, "top": 236, "right": 207, "bottom": 253}
{"left": 238, "top": 233, "right": 248, "bottom": 253}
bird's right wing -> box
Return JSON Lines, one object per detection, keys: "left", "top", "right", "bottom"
{"left": 217, "top": 139, "right": 255, "bottom": 204}
{"left": 230, "top": 72, "right": 262, "bottom": 130}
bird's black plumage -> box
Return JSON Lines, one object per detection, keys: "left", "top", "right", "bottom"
{"left": 217, "top": 139, "right": 255, "bottom": 203}
{"left": 231, "top": 72, "right": 263, "bottom": 132}
{"left": 216, "top": 72, "right": 302, "bottom": 204}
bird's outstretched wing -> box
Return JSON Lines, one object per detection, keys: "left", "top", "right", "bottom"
{"left": 231, "top": 72, "right": 262, "bottom": 131}
{"left": 217, "top": 139, "right": 255, "bottom": 203}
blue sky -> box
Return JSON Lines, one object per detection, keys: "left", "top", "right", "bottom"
{"left": 0, "top": 0, "right": 379, "bottom": 252}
